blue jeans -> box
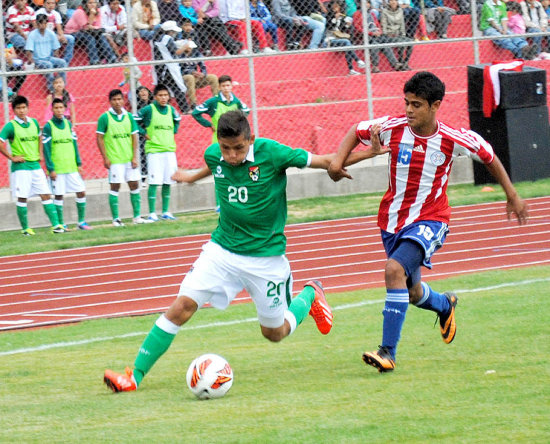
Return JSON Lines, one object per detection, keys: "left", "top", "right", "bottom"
{"left": 483, "top": 27, "right": 528, "bottom": 58}
{"left": 329, "top": 38, "right": 359, "bottom": 69}
{"left": 301, "top": 16, "right": 326, "bottom": 49}
{"left": 526, "top": 26, "right": 543, "bottom": 54}
{"left": 260, "top": 20, "right": 279, "bottom": 44}
{"left": 61, "top": 34, "right": 75, "bottom": 64}
{"left": 139, "top": 29, "right": 156, "bottom": 41}
{"left": 72, "top": 31, "right": 116, "bottom": 64}
{"left": 9, "top": 34, "right": 27, "bottom": 50}
{"left": 34, "top": 57, "right": 67, "bottom": 91}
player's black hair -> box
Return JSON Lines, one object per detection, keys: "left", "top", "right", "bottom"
{"left": 218, "top": 74, "right": 232, "bottom": 85}
{"left": 11, "top": 95, "right": 28, "bottom": 110}
{"left": 217, "top": 110, "right": 251, "bottom": 140}
{"left": 51, "top": 97, "right": 66, "bottom": 107}
{"left": 153, "top": 84, "right": 170, "bottom": 96}
{"left": 108, "top": 89, "right": 124, "bottom": 100}
{"left": 404, "top": 71, "right": 445, "bottom": 105}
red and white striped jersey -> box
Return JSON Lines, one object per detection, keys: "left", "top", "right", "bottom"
{"left": 357, "top": 115, "right": 495, "bottom": 233}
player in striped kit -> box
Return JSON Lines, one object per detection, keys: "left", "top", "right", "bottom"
{"left": 328, "top": 71, "right": 529, "bottom": 372}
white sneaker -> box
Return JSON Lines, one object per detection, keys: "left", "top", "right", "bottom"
{"left": 239, "top": 49, "right": 249, "bottom": 55}
{"left": 147, "top": 213, "right": 159, "bottom": 222}
{"left": 112, "top": 218, "right": 125, "bottom": 227}
{"left": 357, "top": 60, "right": 366, "bottom": 69}
{"left": 133, "top": 216, "right": 154, "bottom": 224}
{"left": 262, "top": 47, "right": 275, "bottom": 53}
{"left": 349, "top": 69, "right": 361, "bottom": 76}
{"left": 160, "top": 212, "right": 176, "bottom": 221}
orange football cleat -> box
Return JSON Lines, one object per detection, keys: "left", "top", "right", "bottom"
{"left": 362, "top": 346, "right": 396, "bottom": 372}
{"left": 306, "top": 280, "right": 333, "bottom": 335}
{"left": 439, "top": 292, "right": 458, "bottom": 344}
{"left": 104, "top": 367, "right": 137, "bottom": 393}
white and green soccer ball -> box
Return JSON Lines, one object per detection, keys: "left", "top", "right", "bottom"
{"left": 186, "top": 353, "right": 234, "bottom": 400}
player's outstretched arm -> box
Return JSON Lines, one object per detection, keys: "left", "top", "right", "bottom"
{"left": 172, "top": 166, "right": 212, "bottom": 184}
{"left": 485, "top": 155, "right": 529, "bottom": 225}
{"left": 327, "top": 123, "right": 360, "bottom": 181}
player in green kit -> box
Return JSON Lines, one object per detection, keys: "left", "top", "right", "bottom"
{"left": 0, "top": 95, "right": 64, "bottom": 235}
{"left": 104, "top": 110, "right": 389, "bottom": 392}
{"left": 192, "top": 74, "right": 250, "bottom": 144}
{"left": 43, "top": 98, "right": 91, "bottom": 231}
{"left": 137, "top": 84, "right": 181, "bottom": 222}
{"left": 97, "top": 89, "right": 151, "bottom": 226}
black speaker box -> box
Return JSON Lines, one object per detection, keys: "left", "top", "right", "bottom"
{"left": 469, "top": 106, "right": 550, "bottom": 184}
{"left": 467, "top": 65, "right": 547, "bottom": 112}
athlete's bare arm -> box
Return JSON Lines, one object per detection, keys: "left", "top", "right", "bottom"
{"left": 172, "top": 166, "right": 212, "bottom": 184}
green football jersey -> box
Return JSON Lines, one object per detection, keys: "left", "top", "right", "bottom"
{"left": 205, "top": 138, "right": 311, "bottom": 257}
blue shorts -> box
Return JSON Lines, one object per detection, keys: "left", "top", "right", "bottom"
{"left": 381, "top": 221, "right": 449, "bottom": 286}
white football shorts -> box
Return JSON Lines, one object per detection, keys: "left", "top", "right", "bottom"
{"left": 179, "top": 241, "right": 293, "bottom": 328}
{"left": 147, "top": 152, "right": 177, "bottom": 185}
{"left": 50, "top": 172, "right": 85, "bottom": 195}
{"left": 109, "top": 162, "right": 141, "bottom": 184}
{"left": 11, "top": 168, "right": 52, "bottom": 199}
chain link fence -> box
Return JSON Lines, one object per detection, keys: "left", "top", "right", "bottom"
{"left": 1, "top": 0, "right": 549, "bottom": 189}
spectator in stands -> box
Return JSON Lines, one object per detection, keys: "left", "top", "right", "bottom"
{"left": 119, "top": 52, "right": 143, "bottom": 102}
{"left": 381, "top": 0, "right": 413, "bottom": 70}
{"left": 179, "top": 39, "right": 219, "bottom": 109}
{"left": 45, "top": 75, "right": 76, "bottom": 123}
{"left": 100, "top": 0, "right": 128, "bottom": 60}
{"left": 36, "top": 0, "right": 76, "bottom": 64}
{"left": 352, "top": 1, "right": 403, "bottom": 72}
{"left": 250, "top": 0, "right": 280, "bottom": 50}
{"left": 270, "top": 0, "right": 308, "bottom": 50}
{"left": 179, "top": 0, "right": 210, "bottom": 50}
{"left": 152, "top": 20, "right": 190, "bottom": 113}
{"left": 4, "top": 45, "right": 27, "bottom": 96}
{"left": 520, "top": 0, "right": 547, "bottom": 56}
{"left": 5, "top": 0, "right": 37, "bottom": 51}
{"left": 479, "top": 0, "right": 530, "bottom": 59}
{"left": 218, "top": 0, "right": 275, "bottom": 53}
{"left": 42, "top": 98, "right": 92, "bottom": 230}
{"left": 191, "top": 0, "right": 242, "bottom": 55}
{"left": 133, "top": 0, "right": 161, "bottom": 41}
{"left": 411, "top": 0, "right": 454, "bottom": 39}
{"left": 65, "top": 0, "right": 118, "bottom": 64}
{"left": 192, "top": 74, "right": 250, "bottom": 143}
{"left": 290, "top": 0, "right": 327, "bottom": 48}
{"left": 158, "top": 0, "right": 182, "bottom": 24}
{"left": 25, "top": 14, "right": 68, "bottom": 92}
{"left": 397, "top": 0, "right": 429, "bottom": 40}
{"left": 325, "top": 0, "right": 366, "bottom": 75}
{"left": 508, "top": 1, "right": 527, "bottom": 34}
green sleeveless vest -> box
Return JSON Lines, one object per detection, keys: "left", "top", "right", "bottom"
{"left": 50, "top": 119, "right": 77, "bottom": 174}
{"left": 104, "top": 112, "right": 133, "bottom": 164}
{"left": 145, "top": 105, "right": 176, "bottom": 153}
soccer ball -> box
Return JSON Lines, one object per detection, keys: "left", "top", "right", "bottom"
{"left": 186, "top": 353, "right": 233, "bottom": 399}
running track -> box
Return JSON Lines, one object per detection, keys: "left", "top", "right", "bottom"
{"left": 1, "top": 197, "right": 549, "bottom": 331}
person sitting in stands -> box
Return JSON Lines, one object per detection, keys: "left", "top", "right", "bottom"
{"left": 411, "top": 0, "right": 454, "bottom": 39}
{"left": 270, "top": 0, "right": 308, "bottom": 50}
{"left": 218, "top": 0, "right": 275, "bottom": 53}
{"left": 352, "top": 1, "right": 403, "bottom": 72}
{"left": 479, "top": 0, "right": 530, "bottom": 59}
{"left": 36, "top": 0, "right": 75, "bottom": 64}
{"left": 5, "top": 0, "right": 37, "bottom": 51}
{"left": 381, "top": 0, "right": 413, "bottom": 70}
{"left": 250, "top": 0, "right": 280, "bottom": 50}
{"left": 133, "top": 0, "right": 161, "bottom": 41}
{"left": 100, "top": 0, "right": 128, "bottom": 60}
{"left": 324, "top": 0, "right": 366, "bottom": 75}
{"left": 191, "top": 0, "right": 242, "bottom": 55}
{"left": 65, "top": 0, "right": 117, "bottom": 64}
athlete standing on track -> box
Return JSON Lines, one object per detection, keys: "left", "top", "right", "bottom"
{"left": 103, "top": 110, "right": 386, "bottom": 392}
{"left": 328, "top": 71, "right": 529, "bottom": 373}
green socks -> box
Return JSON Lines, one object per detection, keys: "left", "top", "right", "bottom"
{"left": 288, "top": 286, "right": 315, "bottom": 326}
{"left": 109, "top": 191, "right": 119, "bottom": 220}
{"left": 16, "top": 202, "right": 29, "bottom": 230}
{"left": 54, "top": 199, "right": 64, "bottom": 226}
{"left": 148, "top": 184, "right": 158, "bottom": 214}
{"left": 130, "top": 190, "right": 141, "bottom": 218}
{"left": 42, "top": 200, "right": 60, "bottom": 227}
{"left": 75, "top": 197, "right": 86, "bottom": 224}
{"left": 161, "top": 184, "right": 171, "bottom": 214}
{"left": 133, "top": 316, "right": 180, "bottom": 386}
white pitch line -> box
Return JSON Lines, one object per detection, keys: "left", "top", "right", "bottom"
{"left": 2, "top": 277, "right": 549, "bottom": 356}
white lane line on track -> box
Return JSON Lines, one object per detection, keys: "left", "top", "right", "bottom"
{"left": 2, "top": 277, "right": 549, "bottom": 356}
